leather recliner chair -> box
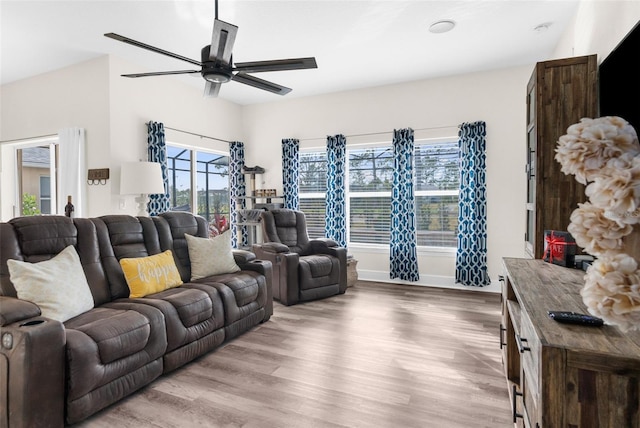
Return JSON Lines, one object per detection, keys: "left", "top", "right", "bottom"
{"left": 253, "top": 209, "right": 347, "bottom": 306}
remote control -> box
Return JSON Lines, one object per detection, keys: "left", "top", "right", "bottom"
{"left": 547, "top": 311, "right": 604, "bottom": 326}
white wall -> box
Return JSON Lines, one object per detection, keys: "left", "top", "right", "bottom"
{"left": 238, "top": 0, "right": 640, "bottom": 291}
{"left": 242, "top": 65, "right": 532, "bottom": 291}
{"left": 106, "top": 55, "right": 243, "bottom": 215}
{"left": 0, "top": 55, "right": 244, "bottom": 218}
{"left": 0, "top": 56, "right": 111, "bottom": 220}
{"left": 553, "top": 1, "right": 640, "bottom": 62}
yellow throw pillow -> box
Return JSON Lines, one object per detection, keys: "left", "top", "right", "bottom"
{"left": 119, "top": 250, "right": 183, "bottom": 298}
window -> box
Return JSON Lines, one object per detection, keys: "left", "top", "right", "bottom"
{"left": 414, "top": 141, "right": 459, "bottom": 247}
{"left": 298, "top": 151, "right": 327, "bottom": 239}
{"left": 297, "top": 139, "right": 459, "bottom": 248}
{"left": 15, "top": 142, "right": 58, "bottom": 216}
{"left": 39, "top": 176, "right": 52, "bottom": 214}
{"left": 167, "top": 145, "right": 230, "bottom": 236}
{"left": 196, "top": 151, "right": 229, "bottom": 235}
{"left": 348, "top": 147, "right": 394, "bottom": 245}
{"left": 167, "top": 147, "right": 192, "bottom": 211}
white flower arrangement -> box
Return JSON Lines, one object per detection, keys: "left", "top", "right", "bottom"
{"left": 555, "top": 116, "right": 640, "bottom": 331}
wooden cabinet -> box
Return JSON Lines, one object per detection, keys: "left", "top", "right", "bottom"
{"left": 500, "top": 258, "right": 640, "bottom": 427}
{"left": 525, "top": 55, "right": 597, "bottom": 258}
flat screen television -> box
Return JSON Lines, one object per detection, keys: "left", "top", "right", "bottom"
{"left": 599, "top": 20, "right": 640, "bottom": 134}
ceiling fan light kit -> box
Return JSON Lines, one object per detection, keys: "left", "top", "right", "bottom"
{"left": 105, "top": 0, "right": 317, "bottom": 98}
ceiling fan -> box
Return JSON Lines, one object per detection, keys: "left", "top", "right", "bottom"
{"left": 104, "top": 0, "right": 317, "bottom": 97}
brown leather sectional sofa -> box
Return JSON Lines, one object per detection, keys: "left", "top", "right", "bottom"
{"left": 0, "top": 212, "right": 273, "bottom": 427}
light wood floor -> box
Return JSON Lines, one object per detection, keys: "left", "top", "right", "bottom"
{"left": 76, "top": 281, "right": 512, "bottom": 427}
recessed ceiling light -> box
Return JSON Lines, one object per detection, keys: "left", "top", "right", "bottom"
{"left": 429, "top": 20, "right": 456, "bottom": 34}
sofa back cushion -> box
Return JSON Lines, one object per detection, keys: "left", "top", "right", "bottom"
{"left": 95, "top": 215, "right": 162, "bottom": 300}
{"left": 0, "top": 216, "right": 112, "bottom": 306}
{"left": 154, "top": 212, "right": 209, "bottom": 283}
{"left": 9, "top": 216, "right": 77, "bottom": 262}
{"left": 261, "top": 209, "right": 310, "bottom": 254}
{"left": 2, "top": 217, "right": 79, "bottom": 298}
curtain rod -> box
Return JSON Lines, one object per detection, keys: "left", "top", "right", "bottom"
{"left": 146, "top": 123, "right": 232, "bottom": 144}
{"left": 298, "top": 124, "right": 459, "bottom": 142}
{"left": 0, "top": 133, "right": 58, "bottom": 144}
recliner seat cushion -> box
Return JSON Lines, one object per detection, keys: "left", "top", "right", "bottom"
{"left": 195, "top": 270, "right": 267, "bottom": 338}
{"left": 303, "top": 254, "right": 334, "bottom": 277}
{"left": 298, "top": 255, "right": 340, "bottom": 290}
{"left": 67, "top": 308, "right": 150, "bottom": 364}
{"left": 64, "top": 305, "right": 166, "bottom": 402}
{"left": 125, "top": 286, "right": 223, "bottom": 353}
{"left": 147, "top": 287, "right": 213, "bottom": 329}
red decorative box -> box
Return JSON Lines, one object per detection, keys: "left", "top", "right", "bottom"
{"left": 543, "top": 230, "right": 577, "bottom": 267}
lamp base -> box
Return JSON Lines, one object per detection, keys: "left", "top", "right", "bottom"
{"left": 134, "top": 194, "right": 149, "bottom": 216}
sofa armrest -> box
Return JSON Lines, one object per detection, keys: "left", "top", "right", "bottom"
{"left": 232, "top": 249, "right": 257, "bottom": 265}
{"left": 252, "top": 245, "right": 300, "bottom": 306}
{"left": 0, "top": 296, "right": 41, "bottom": 327}
{"left": 310, "top": 238, "right": 339, "bottom": 248}
{"left": 0, "top": 313, "right": 65, "bottom": 427}
{"left": 252, "top": 242, "right": 290, "bottom": 254}
{"left": 236, "top": 259, "right": 274, "bottom": 321}
{"left": 309, "top": 239, "right": 347, "bottom": 260}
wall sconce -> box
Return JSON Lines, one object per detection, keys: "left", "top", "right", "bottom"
{"left": 120, "top": 161, "right": 165, "bottom": 216}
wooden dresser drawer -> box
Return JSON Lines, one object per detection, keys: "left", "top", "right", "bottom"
{"left": 519, "top": 310, "right": 540, "bottom": 427}
{"left": 519, "top": 311, "right": 540, "bottom": 395}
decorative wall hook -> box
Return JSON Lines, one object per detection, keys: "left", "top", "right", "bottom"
{"left": 87, "top": 168, "right": 110, "bottom": 185}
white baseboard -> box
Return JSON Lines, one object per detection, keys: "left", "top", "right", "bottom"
{"left": 356, "top": 269, "right": 501, "bottom": 293}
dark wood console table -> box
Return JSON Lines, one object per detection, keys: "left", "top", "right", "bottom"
{"left": 501, "top": 258, "right": 640, "bottom": 427}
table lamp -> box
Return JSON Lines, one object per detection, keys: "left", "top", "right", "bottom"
{"left": 120, "top": 161, "right": 165, "bottom": 216}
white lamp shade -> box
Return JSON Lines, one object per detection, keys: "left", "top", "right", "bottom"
{"left": 120, "top": 162, "right": 165, "bottom": 195}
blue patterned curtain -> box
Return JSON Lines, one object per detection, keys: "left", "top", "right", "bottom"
{"left": 325, "top": 134, "right": 347, "bottom": 247}
{"left": 390, "top": 128, "right": 419, "bottom": 281}
{"left": 282, "top": 138, "right": 300, "bottom": 210}
{"left": 229, "top": 141, "right": 248, "bottom": 248}
{"left": 456, "top": 121, "right": 490, "bottom": 286}
{"left": 147, "top": 121, "right": 170, "bottom": 216}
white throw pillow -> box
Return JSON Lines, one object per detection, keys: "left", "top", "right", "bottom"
{"left": 7, "top": 245, "right": 95, "bottom": 322}
{"left": 185, "top": 231, "right": 241, "bottom": 281}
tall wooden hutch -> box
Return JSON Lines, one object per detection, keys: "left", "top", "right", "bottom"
{"left": 525, "top": 55, "right": 598, "bottom": 258}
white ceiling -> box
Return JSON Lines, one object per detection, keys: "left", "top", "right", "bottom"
{"left": 0, "top": 0, "right": 579, "bottom": 105}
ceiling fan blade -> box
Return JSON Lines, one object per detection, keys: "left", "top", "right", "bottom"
{"left": 104, "top": 33, "right": 201, "bottom": 67}
{"left": 209, "top": 19, "right": 238, "bottom": 65}
{"left": 232, "top": 73, "right": 292, "bottom": 95}
{"left": 204, "top": 81, "right": 222, "bottom": 97}
{"left": 121, "top": 70, "right": 201, "bottom": 78}
{"left": 233, "top": 57, "right": 318, "bottom": 73}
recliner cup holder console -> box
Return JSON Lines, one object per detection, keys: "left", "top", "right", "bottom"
{"left": 20, "top": 319, "right": 46, "bottom": 327}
